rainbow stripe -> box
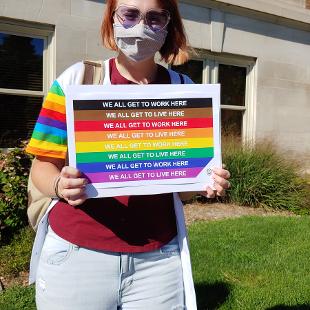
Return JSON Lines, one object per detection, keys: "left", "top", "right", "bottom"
{"left": 74, "top": 98, "right": 214, "bottom": 183}
{"left": 85, "top": 167, "right": 207, "bottom": 183}
{"left": 26, "top": 81, "right": 67, "bottom": 159}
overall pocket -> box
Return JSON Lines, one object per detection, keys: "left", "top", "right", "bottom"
{"left": 160, "top": 237, "right": 180, "bottom": 256}
{"left": 41, "top": 226, "right": 74, "bottom": 265}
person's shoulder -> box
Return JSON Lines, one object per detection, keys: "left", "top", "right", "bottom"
{"left": 167, "top": 67, "right": 194, "bottom": 84}
{"left": 56, "top": 61, "right": 85, "bottom": 94}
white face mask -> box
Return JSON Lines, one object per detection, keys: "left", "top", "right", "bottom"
{"left": 113, "top": 23, "right": 168, "bottom": 62}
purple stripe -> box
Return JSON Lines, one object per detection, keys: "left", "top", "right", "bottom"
{"left": 37, "top": 116, "right": 67, "bottom": 131}
{"left": 85, "top": 167, "right": 204, "bottom": 183}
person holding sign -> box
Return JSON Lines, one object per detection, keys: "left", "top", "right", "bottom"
{"left": 26, "top": 0, "right": 231, "bottom": 309}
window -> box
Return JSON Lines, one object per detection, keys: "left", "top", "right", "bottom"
{"left": 218, "top": 64, "right": 246, "bottom": 137}
{"left": 172, "top": 54, "right": 256, "bottom": 142}
{"left": 172, "top": 59, "right": 204, "bottom": 84}
{"left": 0, "top": 19, "right": 54, "bottom": 148}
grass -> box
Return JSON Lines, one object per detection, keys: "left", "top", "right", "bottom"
{"left": 1, "top": 216, "right": 310, "bottom": 309}
{"left": 189, "top": 216, "right": 310, "bottom": 309}
{"left": 0, "top": 226, "right": 35, "bottom": 309}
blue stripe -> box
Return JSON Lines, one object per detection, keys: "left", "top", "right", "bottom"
{"left": 33, "top": 123, "right": 67, "bottom": 139}
{"left": 77, "top": 158, "right": 213, "bottom": 173}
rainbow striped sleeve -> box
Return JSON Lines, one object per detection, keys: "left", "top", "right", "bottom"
{"left": 26, "top": 80, "right": 67, "bottom": 159}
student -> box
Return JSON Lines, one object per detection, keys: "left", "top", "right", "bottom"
{"left": 26, "top": 0, "right": 231, "bottom": 309}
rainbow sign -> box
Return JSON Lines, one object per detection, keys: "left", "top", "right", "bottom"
{"left": 66, "top": 84, "right": 221, "bottom": 197}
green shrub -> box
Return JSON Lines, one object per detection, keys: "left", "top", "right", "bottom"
{"left": 0, "top": 143, "right": 33, "bottom": 244}
{"left": 0, "top": 226, "right": 35, "bottom": 277}
{"left": 222, "top": 137, "right": 310, "bottom": 213}
{"left": 0, "top": 285, "right": 35, "bottom": 310}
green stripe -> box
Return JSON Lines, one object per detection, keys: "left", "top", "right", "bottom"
{"left": 32, "top": 131, "right": 67, "bottom": 145}
{"left": 50, "top": 81, "right": 65, "bottom": 97}
{"left": 76, "top": 148, "right": 214, "bottom": 163}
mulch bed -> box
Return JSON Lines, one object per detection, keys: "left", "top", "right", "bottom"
{"left": 183, "top": 201, "right": 296, "bottom": 225}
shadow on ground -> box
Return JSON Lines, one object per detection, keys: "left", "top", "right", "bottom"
{"left": 267, "top": 306, "right": 310, "bottom": 310}
{"left": 195, "top": 281, "right": 231, "bottom": 310}
{"left": 194, "top": 283, "right": 310, "bottom": 310}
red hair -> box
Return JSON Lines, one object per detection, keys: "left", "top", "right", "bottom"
{"left": 101, "top": 0, "right": 190, "bottom": 65}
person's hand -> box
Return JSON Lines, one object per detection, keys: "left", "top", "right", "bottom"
{"left": 56, "top": 166, "right": 88, "bottom": 206}
{"left": 200, "top": 167, "right": 231, "bottom": 198}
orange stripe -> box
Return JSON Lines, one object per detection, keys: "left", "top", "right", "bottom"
{"left": 43, "top": 100, "right": 66, "bottom": 114}
{"left": 75, "top": 127, "right": 213, "bottom": 142}
{"left": 25, "top": 145, "right": 66, "bottom": 159}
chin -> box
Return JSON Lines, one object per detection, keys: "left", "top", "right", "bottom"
{"left": 132, "top": 55, "right": 156, "bottom": 63}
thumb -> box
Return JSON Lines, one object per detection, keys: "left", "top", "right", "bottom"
{"left": 60, "top": 166, "right": 82, "bottom": 179}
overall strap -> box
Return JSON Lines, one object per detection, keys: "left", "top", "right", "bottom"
{"left": 83, "top": 60, "right": 105, "bottom": 85}
{"left": 168, "top": 68, "right": 186, "bottom": 84}
{"left": 179, "top": 73, "right": 185, "bottom": 84}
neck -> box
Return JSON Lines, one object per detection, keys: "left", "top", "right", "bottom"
{"left": 115, "top": 53, "right": 158, "bottom": 84}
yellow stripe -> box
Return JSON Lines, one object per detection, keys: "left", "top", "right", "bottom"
{"left": 76, "top": 138, "right": 213, "bottom": 153}
{"left": 28, "top": 138, "right": 67, "bottom": 153}
{"left": 46, "top": 93, "right": 65, "bottom": 106}
{"left": 43, "top": 100, "right": 66, "bottom": 114}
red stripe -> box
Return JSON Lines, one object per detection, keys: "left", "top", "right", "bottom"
{"left": 74, "top": 118, "right": 213, "bottom": 132}
{"left": 40, "top": 108, "right": 66, "bottom": 122}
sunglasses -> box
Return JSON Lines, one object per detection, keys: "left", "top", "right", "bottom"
{"left": 114, "top": 5, "right": 171, "bottom": 32}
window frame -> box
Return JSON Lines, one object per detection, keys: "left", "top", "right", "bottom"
{"left": 184, "top": 51, "right": 257, "bottom": 143}
{"left": 0, "top": 17, "right": 55, "bottom": 99}
{"left": 0, "top": 18, "right": 55, "bottom": 149}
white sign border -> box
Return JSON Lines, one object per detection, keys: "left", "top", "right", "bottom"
{"left": 66, "top": 84, "right": 222, "bottom": 197}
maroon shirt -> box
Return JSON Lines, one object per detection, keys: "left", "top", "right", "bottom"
{"left": 49, "top": 58, "right": 177, "bottom": 252}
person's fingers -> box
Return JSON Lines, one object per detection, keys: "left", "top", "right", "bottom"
{"left": 213, "top": 183, "right": 226, "bottom": 197}
{"left": 199, "top": 186, "right": 216, "bottom": 198}
{"left": 212, "top": 173, "right": 231, "bottom": 189}
{"left": 61, "top": 187, "right": 86, "bottom": 200}
{"left": 60, "top": 177, "right": 88, "bottom": 190}
{"left": 197, "top": 166, "right": 232, "bottom": 199}
{"left": 212, "top": 167, "right": 231, "bottom": 179}
{"left": 60, "top": 166, "right": 82, "bottom": 178}
{"left": 67, "top": 194, "right": 88, "bottom": 207}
